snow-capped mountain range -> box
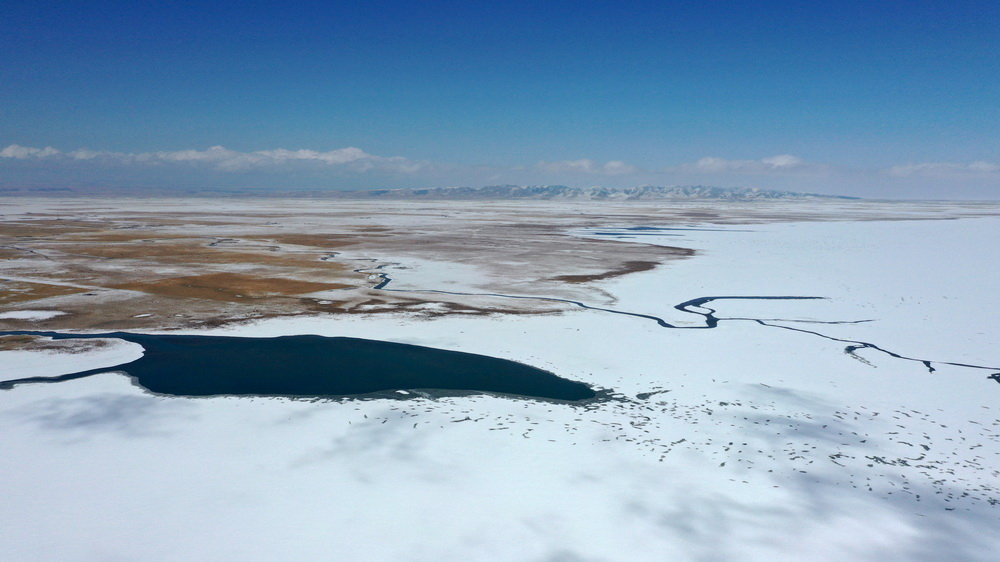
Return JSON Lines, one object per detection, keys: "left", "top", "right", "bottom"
{"left": 345, "top": 184, "right": 856, "bottom": 200}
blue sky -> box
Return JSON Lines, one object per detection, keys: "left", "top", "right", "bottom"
{"left": 2, "top": 1, "right": 998, "bottom": 198}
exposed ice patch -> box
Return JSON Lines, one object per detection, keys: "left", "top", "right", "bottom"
{"left": 0, "top": 338, "right": 144, "bottom": 379}
{"left": 0, "top": 310, "right": 66, "bottom": 321}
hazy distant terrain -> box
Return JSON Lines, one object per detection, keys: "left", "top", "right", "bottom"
{"left": 336, "top": 185, "right": 858, "bottom": 200}
{"left": 0, "top": 184, "right": 858, "bottom": 201}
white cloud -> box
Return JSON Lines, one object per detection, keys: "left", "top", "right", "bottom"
{"left": 0, "top": 144, "right": 61, "bottom": 159}
{"left": 0, "top": 144, "right": 424, "bottom": 174}
{"left": 148, "top": 145, "right": 236, "bottom": 164}
{"left": 681, "top": 154, "right": 820, "bottom": 175}
{"left": 602, "top": 160, "right": 637, "bottom": 175}
{"left": 761, "top": 154, "right": 805, "bottom": 167}
{"left": 536, "top": 159, "right": 638, "bottom": 176}
{"left": 67, "top": 149, "right": 106, "bottom": 160}
{"left": 4, "top": 144, "right": 996, "bottom": 199}
{"left": 256, "top": 147, "right": 371, "bottom": 165}
{"left": 887, "top": 161, "right": 1000, "bottom": 178}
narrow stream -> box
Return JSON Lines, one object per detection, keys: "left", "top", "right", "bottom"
{"left": 363, "top": 266, "right": 1000, "bottom": 379}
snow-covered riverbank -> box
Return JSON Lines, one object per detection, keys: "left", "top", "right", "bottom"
{"left": 2, "top": 207, "right": 998, "bottom": 560}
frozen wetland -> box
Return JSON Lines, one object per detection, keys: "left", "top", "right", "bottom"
{"left": 2, "top": 198, "right": 999, "bottom": 560}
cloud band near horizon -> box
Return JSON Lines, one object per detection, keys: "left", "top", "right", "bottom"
{"left": 2, "top": 144, "right": 998, "bottom": 199}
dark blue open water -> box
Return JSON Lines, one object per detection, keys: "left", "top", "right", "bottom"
{"left": 0, "top": 332, "right": 598, "bottom": 402}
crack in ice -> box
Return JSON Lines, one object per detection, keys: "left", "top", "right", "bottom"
{"left": 361, "top": 264, "right": 1000, "bottom": 379}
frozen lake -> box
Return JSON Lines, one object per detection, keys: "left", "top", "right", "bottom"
{"left": 2, "top": 198, "right": 999, "bottom": 561}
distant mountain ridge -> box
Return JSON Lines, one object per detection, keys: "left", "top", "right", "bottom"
{"left": 346, "top": 185, "right": 856, "bottom": 200}
{"left": 0, "top": 184, "right": 858, "bottom": 200}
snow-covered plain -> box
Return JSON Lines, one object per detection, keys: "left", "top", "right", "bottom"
{"left": 0, "top": 310, "right": 67, "bottom": 320}
{"left": 2, "top": 202, "right": 1000, "bottom": 561}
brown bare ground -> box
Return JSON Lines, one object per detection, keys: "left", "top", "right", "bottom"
{"left": 548, "top": 260, "right": 664, "bottom": 283}
{"left": 0, "top": 198, "right": 736, "bottom": 330}
{"left": 5, "top": 197, "right": 992, "bottom": 333}
{"left": 0, "top": 221, "right": 104, "bottom": 238}
{"left": 111, "top": 272, "right": 351, "bottom": 302}
{"left": 61, "top": 241, "right": 349, "bottom": 269}
{"left": 295, "top": 296, "right": 564, "bottom": 318}
{"left": 72, "top": 232, "right": 195, "bottom": 243}
{"left": 0, "top": 280, "right": 86, "bottom": 304}
{"left": 263, "top": 234, "right": 364, "bottom": 248}
{"left": 0, "top": 335, "right": 113, "bottom": 353}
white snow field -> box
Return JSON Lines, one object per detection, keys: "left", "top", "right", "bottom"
{"left": 0, "top": 310, "right": 67, "bottom": 321}
{"left": 2, "top": 204, "right": 999, "bottom": 561}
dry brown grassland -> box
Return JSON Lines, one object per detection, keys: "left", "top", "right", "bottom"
{"left": 2, "top": 197, "right": 997, "bottom": 332}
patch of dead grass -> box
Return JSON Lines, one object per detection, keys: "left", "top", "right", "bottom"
{"left": 547, "top": 255, "right": 692, "bottom": 283}
{"left": 60, "top": 241, "right": 350, "bottom": 269}
{"left": 0, "top": 221, "right": 105, "bottom": 238}
{"left": 0, "top": 335, "right": 113, "bottom": 353}
{"left": 72, "top": 232, "right": 194, "bottom": 243}
{"left": 263, "top": 234, "right": 365, "bottom": 248}
{"left": 111, "top": 272, "right": 351, "bottom": 302}
{"left": 0, "top": 280, "right": 86, "bottom": 304}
